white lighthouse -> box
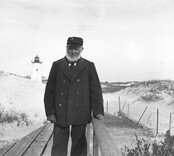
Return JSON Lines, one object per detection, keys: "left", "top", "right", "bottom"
{"left": 31, "top": 55, "right": 42, "bottom": 82}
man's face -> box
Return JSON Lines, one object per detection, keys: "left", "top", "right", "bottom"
{"left": 66, "top": 45, "right": 83, "bottom": 61}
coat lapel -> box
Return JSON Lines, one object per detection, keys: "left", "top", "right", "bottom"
{"left": 59, "top": 57, "right": 71, "bottom": 80}
{"left": 59, "top": 57, "right": 88, "bottom": 81}
{"left": 71, "top": 57, "right": 88, "bottom": 82}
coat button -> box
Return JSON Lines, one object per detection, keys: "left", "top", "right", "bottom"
{"left": 59, "top": 104, "right": 62, "bottom": 107}
{"left": 77, "top": 79, "right": 80, "bottom": 82}
{"left": 61, "top": 92, "right": 64, "bottom": 95}
{"left": 63, "top": 80, "right": 66, "bottom": 83}
{"left": 77, "top": 91, "right": 79, "bottom": 94}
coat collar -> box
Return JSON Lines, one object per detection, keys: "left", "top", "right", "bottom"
{"left": 59, "top": 57, "right": 88, "bottom": 81}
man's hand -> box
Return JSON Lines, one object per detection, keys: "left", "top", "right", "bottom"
{"left": 47, "top": 114, "right": 56, "bottom": 123}
{"left": 94, "top": 114, "right": 105, "bottom": 120}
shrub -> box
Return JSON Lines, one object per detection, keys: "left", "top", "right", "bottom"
{"left": 0, "top": 108, "right": 31, "bottom": 126}
{"left": 141, "top": 93, "right": 162, "bottom": 102}
{"left": 0, "top": 109, "right": 19, "bottom": 124}
{"left": 122, "top": 130, "right": 174, "bottom": 156}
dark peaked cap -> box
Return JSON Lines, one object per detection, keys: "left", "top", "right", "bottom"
{"left": 67, "top": 37, "right": 83, "bottom": 46}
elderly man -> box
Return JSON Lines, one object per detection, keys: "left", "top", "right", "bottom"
{"left": 44, "top": 36, "right": 104, "bottom": 156}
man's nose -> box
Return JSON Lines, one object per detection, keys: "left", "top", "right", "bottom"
{"left": 71, "top": 49, "right": 77, "bottom": 54}
{"left": 72, "top": 49, "right": 77, "bottom": 53}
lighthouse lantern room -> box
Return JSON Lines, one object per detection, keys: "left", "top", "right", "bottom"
{"left": 31, "top": 55, "right": 42, "bottom": 82}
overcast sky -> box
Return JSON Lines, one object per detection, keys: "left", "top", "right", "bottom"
{"left": 0, "top": 0, "right": 174, "bottom": 82}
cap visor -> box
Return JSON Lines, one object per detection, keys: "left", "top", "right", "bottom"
{"left": 67, "top": 44, "right": 81, "bottom": 47}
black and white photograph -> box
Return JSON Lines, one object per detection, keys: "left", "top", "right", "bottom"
{"left": 1, "top": 0, "right": 174, "bottom": 155}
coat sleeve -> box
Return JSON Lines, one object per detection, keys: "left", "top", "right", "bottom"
{"left": 44, "top": 62, "right": 57, "bottom": 116}
{"left": 89, "top": 62, "right": 104, "bottom": 116}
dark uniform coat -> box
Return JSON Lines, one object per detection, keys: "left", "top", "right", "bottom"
{"left": 44, "top": 57, "right": 104, "bottom": 127}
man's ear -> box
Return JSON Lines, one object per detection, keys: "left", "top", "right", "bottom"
{"left": 81, "top": 47, "right": 84, "bottom": 52}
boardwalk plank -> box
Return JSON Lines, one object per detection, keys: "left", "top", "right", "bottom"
{"left": 0, "top": 142, "right": 16, "bottom": 156}
{"left": 42, "top": 128, "right": 72, "bottom": 156}
{"left": 92, "top": 117, "right": 123, "bottom": 156}
{"left": 41, "top": 135, "right": 53, "bottom": 156}
{"left": 2, "top": 124, "right": 46, "bottom": 156}
{"left": 67, "top": 136, "right": 72, "bottom": 156}
{"left": 23, "top": 123, "right": 53, "bottom": 156}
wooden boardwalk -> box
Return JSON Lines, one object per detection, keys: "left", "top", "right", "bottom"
{"left": 1, "top": 122, "right": 54, "bottom": 156}
{"left": 1, "top": 116, "right": 123, "bottom": 156}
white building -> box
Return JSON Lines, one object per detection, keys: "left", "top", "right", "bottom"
{"left": 31, "top": 55, "right": 42, "bottom": 82}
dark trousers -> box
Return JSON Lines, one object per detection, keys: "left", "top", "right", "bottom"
{"left": 51, "top": 124, "right": 87, "bottom": 156}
